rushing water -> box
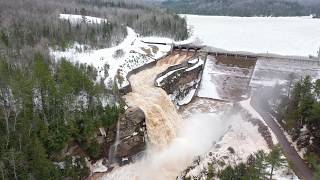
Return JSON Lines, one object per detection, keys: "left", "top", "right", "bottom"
{"left": 108, "top": 120, "right": 121, "bottom": 163}
{"left": 124, "top": 52, "right": 191, "bottom": 148}
{"left": 100, "top": 52, "right": 237, "bottom": 180}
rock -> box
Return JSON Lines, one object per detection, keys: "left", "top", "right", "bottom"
{"left": 296, "top": 134, "right": 310, "bottom": 150}
{"left": 155, "top": 58, "right": 205, "bottom": 106}
{"left": 115, "top": 107, "right": 146, "bottom": 162}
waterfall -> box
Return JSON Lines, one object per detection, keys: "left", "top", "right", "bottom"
{"left": 124, "top": 52, "right": 191, "bottom": 148}
{"left": 101, "top": 52, "right": 237, "bottom": 180}
{"left": 108, "top": 120, "right": 121, "bottom": 164}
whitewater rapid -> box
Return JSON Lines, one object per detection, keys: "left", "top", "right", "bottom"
{"left": 100, "top": 52, "right": 239, "bottom": 180}
{"left": 124, "top": 52, "right": 191, "bottom": 147}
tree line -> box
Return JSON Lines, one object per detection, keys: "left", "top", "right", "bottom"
{"left": 0, "top": 0, "right": 189, "bottom": 179}
{"left": 161, "top": 0, "right": 320, "bottom": 17}
{"left": 0, "top": 54, "right": 123, "bottom": 179}
{"left": 184, "top": 146, "right": 292, "bottom": 180}
{"left": 275, "top": 76, "right": 320, "bottom": 177}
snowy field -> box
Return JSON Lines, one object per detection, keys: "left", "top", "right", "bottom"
{"left": 183, "top": 15, "right": 320, "bottom": 56}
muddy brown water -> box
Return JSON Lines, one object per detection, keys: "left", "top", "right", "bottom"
{"left": 124, "top": 52, "right": 193, "bottom": 148}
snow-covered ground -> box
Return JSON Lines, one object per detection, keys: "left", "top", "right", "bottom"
{"left": 60, "top": 14, "right": 107, "bottom": 24}
{"left": 177, "top": 98, "right": 299, "bottom": 180}
{"left": 52, "top": 14, "right": 198, "bottom": 89}
{"left": 240, "top": 98, "right": 278, "bottom": 144}
{"left": 179, "top": 118, "right": 270, "bottom": 179}
{"left": 183, "top": 15, "right": 320, "bottom": 56}
{"left": 51, "top": 26, "right": 170, "bottom": 88}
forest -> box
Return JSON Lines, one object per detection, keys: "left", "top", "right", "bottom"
{"left": 216, "top": 146, "right": 291, "bottom": 180}
{"left": 0, "top": 0, "right": 188, "bottom": 179}
{"left": 182, "top": 146, "right": 300, "bottom": 180}
{"left": 161, "top": 0, "right": 320, "bottom": 17}
{"left": 274, "top": 76, "right": 320, "bottom": 177}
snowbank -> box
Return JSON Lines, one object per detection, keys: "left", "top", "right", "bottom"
{"left": 177, "top": 89, "right": 196, "bottom": 106}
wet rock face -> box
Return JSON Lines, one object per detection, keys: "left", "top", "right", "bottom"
{"left": 116, "top": 107, "right": 146, "bottom": 160}
{"left": 155, "top": 59, "right": 205, "bottom": 106}
{"left": 161, "top": 65, "right": 202, "bottom": 94}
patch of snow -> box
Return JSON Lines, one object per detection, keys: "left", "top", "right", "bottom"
{"left": 178, "top": 89, "right": 196, "bottom": 106}
{"left": 240, "top": 98, "right": 263, "bottom": 120}
{"left": 99, "top": 128, "right": 106, "bottom": 137}
{"left": 53, "top": 162, "right": 65, "bottom": 169}
{"left": 132, "top": 132, "right": 138, "bottom": 136}
{"left": 186, "top": 59, "right": 204, "bottom": 71}
{"left": 141, "top": 35, "right": 197, "bottom": 45}
{"left": 301, "top": 125, "right": 308, "bottom": 133}
{"left": 155, "top": 67, "right": 186, "bottom": 86}
{"left": 217, "top": 119, "right": 270, "bottom": 159}
{"left": 284, "top": 131, "right": 306, "bottom": 159}
{"left": 272, "top": 166, "right": 300, "bottom": 180}
{"left": 240, "top": 98, "right": 279, "bottom": 144}
{"left": 88, "top": 159, "right": 108, "bottom": 173}
{"left": 32, "top": 89, "right": 42, "bottom": 110}
{"left": 59, "top": 14, "right": 107, "bottom": 24}
{"left": 74, "top": 91, "right": 88, "bottom": 109}
{"left": 188, "top": 59, "right": 198, "bottom": 64}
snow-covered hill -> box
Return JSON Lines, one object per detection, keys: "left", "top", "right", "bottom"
{"left": 51, "top": 14, "right": 194, "bottom": 89}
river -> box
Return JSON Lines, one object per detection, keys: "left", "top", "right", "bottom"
{"left": 100, "top": 51, "right": 236, "bottom": 180}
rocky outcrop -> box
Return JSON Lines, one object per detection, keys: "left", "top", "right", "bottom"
{"left": 155, "top": 58, "right": 205, "bottom": 106}
{"left": 114, "top": 107, "right": 146, "bottom": 164}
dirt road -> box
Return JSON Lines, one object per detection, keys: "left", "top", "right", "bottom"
{"left": 251, "top": 95, "right": 314, "bottom": 180}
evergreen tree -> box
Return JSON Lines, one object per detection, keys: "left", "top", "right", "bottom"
{"left": 266, "top": 146, "right": 286, "bottom": 180}
{"left": 27, "top": 136, "right": 59, "bottom": 180}
{"left": 314, "top": 165, "right": 320, "bottom": 180}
